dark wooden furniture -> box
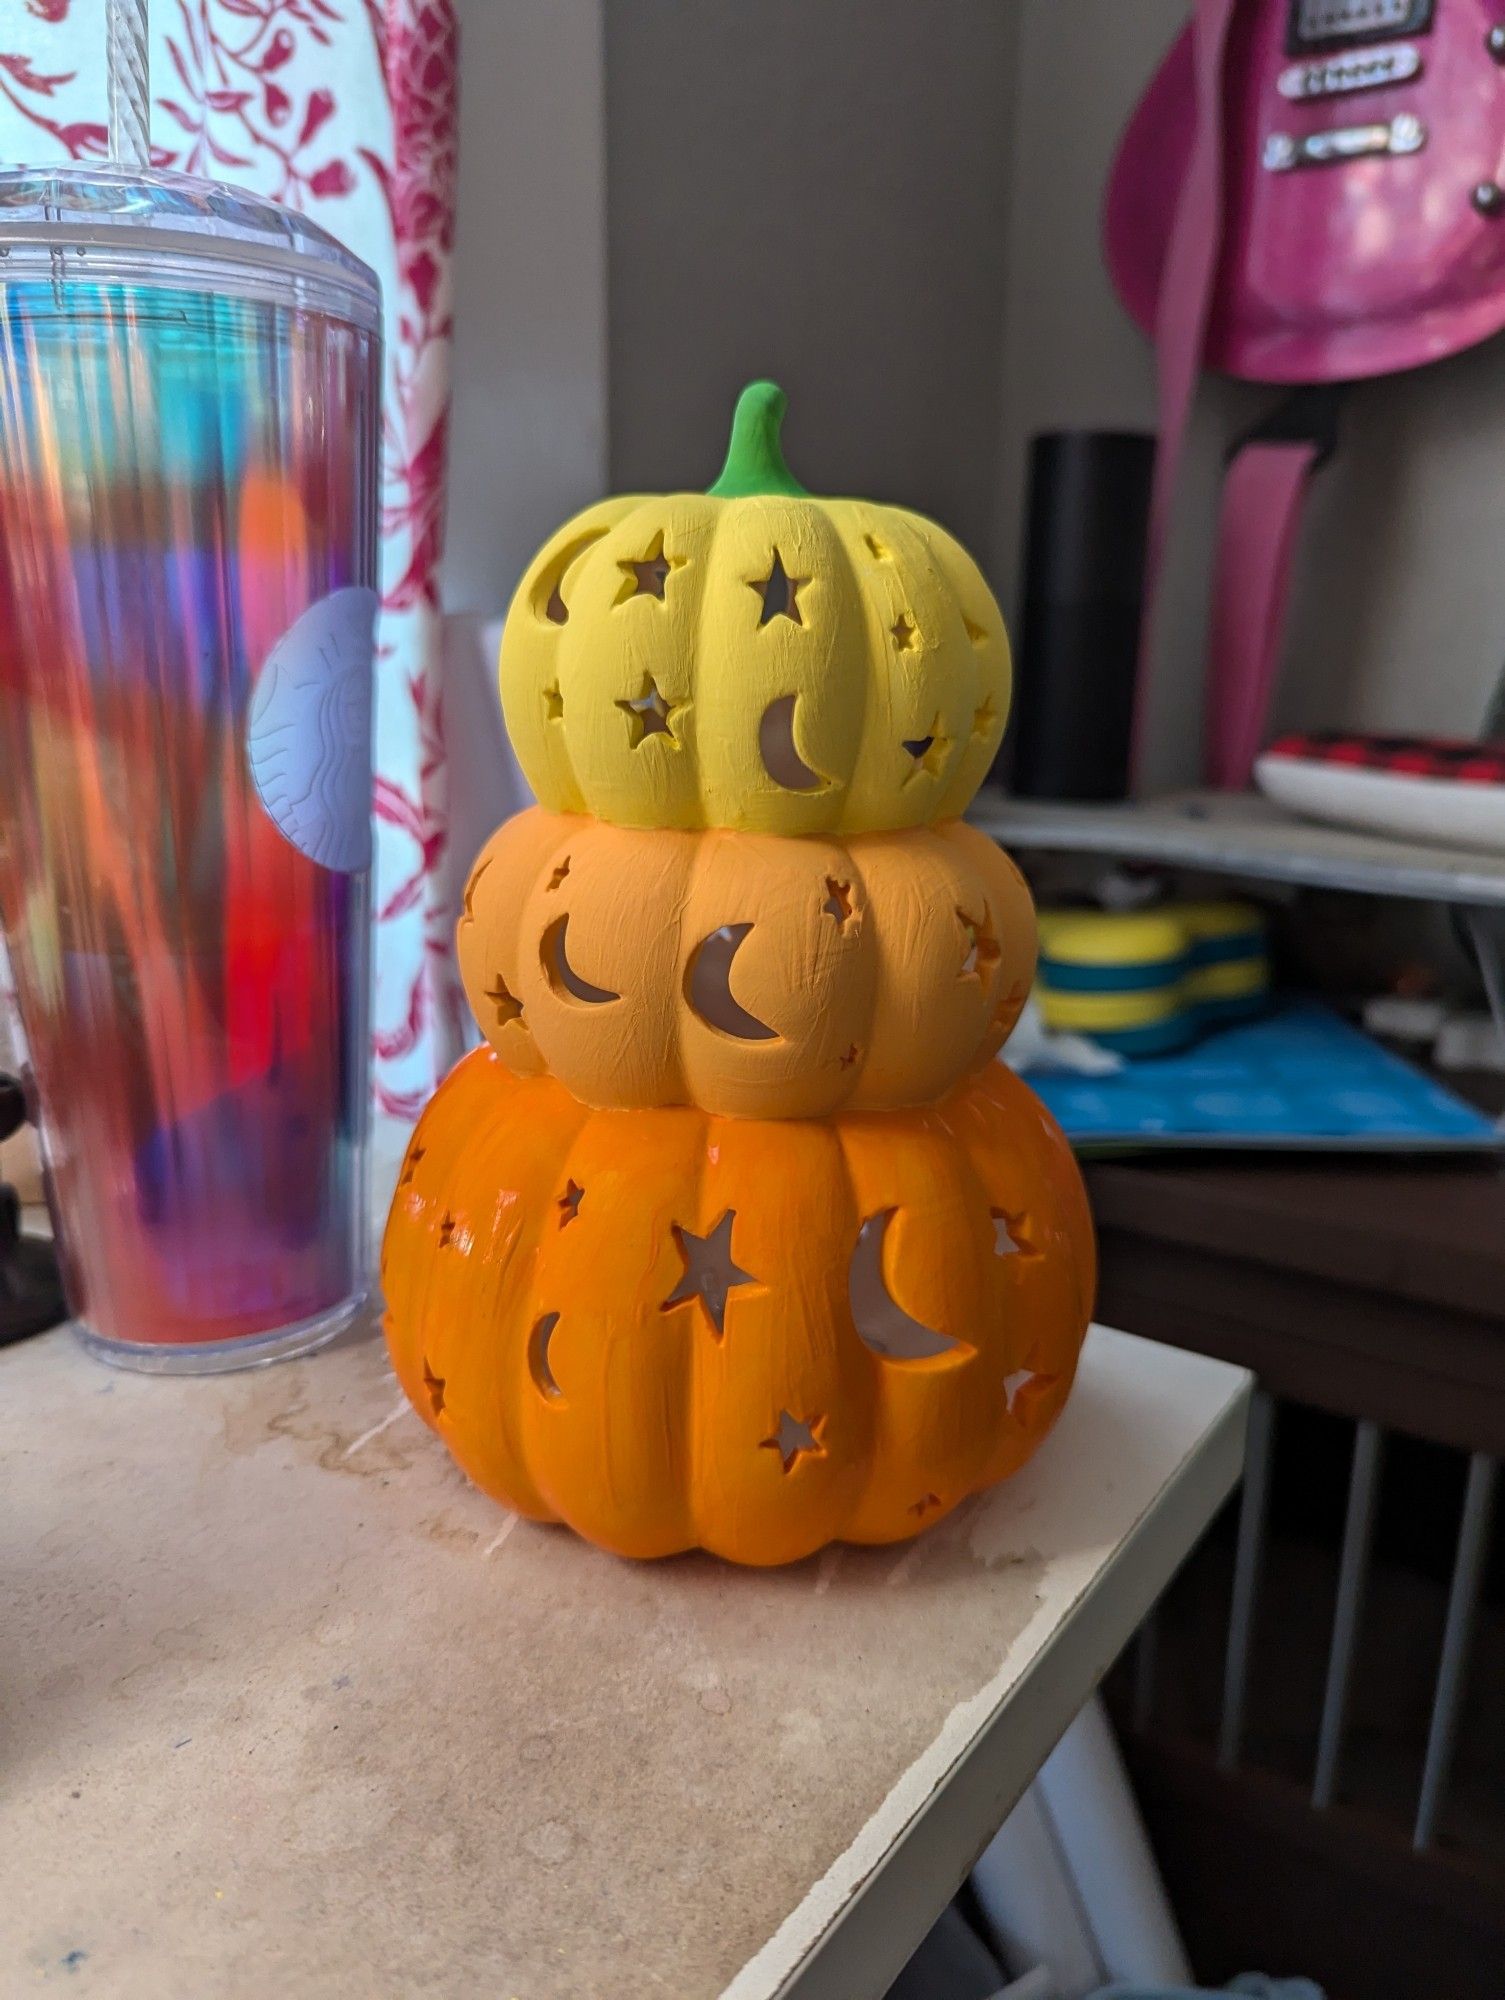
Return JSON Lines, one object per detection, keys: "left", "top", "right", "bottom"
{"left": 1088, "top": 1151, "right": 1505, "bottom": 2000}
{"left": 1088, "top": 1154, "right": 1505, "bottom": 1458}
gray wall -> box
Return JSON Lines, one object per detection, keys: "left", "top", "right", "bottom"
{"left": 441, "top": 0, "right": 608, "bottom": 615}
{"left": 602, "top": 0, "right": 1020, "bottom": 569}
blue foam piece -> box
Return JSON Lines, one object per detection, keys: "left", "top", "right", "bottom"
{"left": 1027, "top": 1000, "right": 1501, "bottom": 1151}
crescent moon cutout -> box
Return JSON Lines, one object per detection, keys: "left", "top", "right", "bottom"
{"left": 461, "top": 854, "right": 491, "bottom": 922}
{"left": 849, "top": 1210, "right": 969, "bottom": 1360}
{"left": 759, "top": 694, "right": 828, "bottom": 792}
{"left": 542, "top": 916, "right": 620, "bottom": 1004}
{"left": 532, "top": 524, "right": 610, "bottom": 626}
{"left": 528, "top": 1312, "right": 563, "bottom": 1399}
{"left": 684, "top": 924, "right": 779, "bottom": 1041}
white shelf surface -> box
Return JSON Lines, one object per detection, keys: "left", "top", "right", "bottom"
{"left": 971, "top": 790, "right": 1505, "bottom": 905}
{"left": 4, "top": 1315, "right": 1248, "bottom": 2000}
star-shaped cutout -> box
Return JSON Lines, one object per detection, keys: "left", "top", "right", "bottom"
{"left": 543, "top": 681, "right": 565, "bottom": 721}
{"left": 399, "top": 1143, "right": 425, "bottom": 1189}
{"left": 760, "top": 1409, "right": 824, "bottom": 1472}
{"left": 963, "top": 614, "right": 989, "bottom": 646}
{"left": 661, "top": 1209, "right": 757, "bottom": 1335}
{"left": 617, "top": 530, "right": 682, "bottom": 602}
{"left": 437, "top": 1211, "right": 457, "bottom": 1249}
{"left": 615, "top": 675, "right": 682, "bottom": 748}
{"left": 971, "top": 690, "right": 998, "bottom": 740}
{"left": 421, "top": 1357, "right": 446, "bottom": 1418}
{"left": 558, "top": 1179, "right": 584, "bottom": 1226}
{"left": 901, "top": 717, "right": 951, "bottom": 779}
{"left": 991, "top": 1208, "right": 1030, "bottom": 1257}
{"left": 958, "top": 908, "right": 1001, "bottom": 980}
{"left": 891, "top": 611, "right": 921, "bottom": 652}
{"left": 546, "top": 857, "right": 571, "bottom": 891}
{"left": 1003, "top": 1367, "right": 1036, "bottom": 1414}
{"left": 909, "top": 1491, "right": 943, "bottom": 1518}
{"left": 483, "top": 973, "right": 523, "bottom": 1028}
{"left": 838, "top": 1043, "right": 860, "bottom": 1070}
{"left": 750, "top": 548, "right": 807, "bottom": 627}
{"left": 822, "top": 877, "right": 853, "bottom": 926}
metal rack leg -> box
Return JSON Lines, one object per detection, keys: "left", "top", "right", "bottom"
{"left": 1313, "top": 1419, "right": 1385, "bottom": 1810}
{"left": 1414, "top": 1453, "right": 1499, "bottom": 1852}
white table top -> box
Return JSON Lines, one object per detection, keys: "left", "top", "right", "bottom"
{"left": 3, "top": 1315, "right": 1249, "bottom": 2000}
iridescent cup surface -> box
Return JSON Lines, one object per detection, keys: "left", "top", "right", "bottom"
{"left": 0, "top": 168, "right": 381, "bottom": 1371}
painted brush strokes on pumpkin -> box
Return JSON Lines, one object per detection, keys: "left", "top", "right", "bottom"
{"left": 458, "top": 807, "right": 1038, "bottom": 1118}
{"left": 382, "top": 1047, "right": 1094, "bottom": 1566}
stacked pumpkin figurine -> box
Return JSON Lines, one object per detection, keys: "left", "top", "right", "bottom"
{"left": 383, "top": 383, "right": 1095, "bottom": 1566}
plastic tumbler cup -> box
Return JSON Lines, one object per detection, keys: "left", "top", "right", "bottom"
{"left": 0, "top": 167, "right": 381, "bottom": 1371}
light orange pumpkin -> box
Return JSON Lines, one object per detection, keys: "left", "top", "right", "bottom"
{"left": 382, "top": 1045, "right": 1095, "bottom": 1566}
{"left": 458, "top": 806, "right": 1036, "bottom": 1118}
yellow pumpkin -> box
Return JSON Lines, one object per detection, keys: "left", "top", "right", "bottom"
{"left": 383, "top": 1046, "right": 1094, "bottom": 1566}
{"left": 458, "top": 806, "right": 1036, "bottom": 1118}
{"left": 499, "top": 382, "right": 1010, "bottom": 835}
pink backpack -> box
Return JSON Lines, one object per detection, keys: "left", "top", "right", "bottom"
{"left": 1105, "top": 0, "right": 1505, "bottom": 786}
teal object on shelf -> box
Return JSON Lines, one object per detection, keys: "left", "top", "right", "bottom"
{"left": 1028, "top": 999, "right": 1501, "bottom": 1152}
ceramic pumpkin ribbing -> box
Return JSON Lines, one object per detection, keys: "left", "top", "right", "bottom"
{"left": 384, "top": 383, "right": 1094, "bottom": 1565}
{"left": 500, "top": 381, "right": 1010, "bottom": 834}
{"left": 458, "top": 807, "right": 1037, "bottom": 1118}
{"left": 385, "top": 1050, "right": 1093, "bottom": 1565}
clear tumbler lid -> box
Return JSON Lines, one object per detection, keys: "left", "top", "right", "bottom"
{"left": 0, "top": 165, "right": 380, "bottom": 331}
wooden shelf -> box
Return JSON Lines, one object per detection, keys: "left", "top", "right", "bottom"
{"left": 1085, "top": 1151, "right": 1505, "bottom": 1458}
{"left": 969, "top": 790, "right": 1505, "bottom": 906}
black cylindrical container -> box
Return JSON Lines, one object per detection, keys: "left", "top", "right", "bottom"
{"left": 1009, "top": 430, "right": 1153, "bottom": 801}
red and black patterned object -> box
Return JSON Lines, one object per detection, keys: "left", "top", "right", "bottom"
{"left": 1266, "top": 731, "right": 1505, "bottom": 786}
{"left": 0, "top": 1073, "right": 64, "bottom": 1347}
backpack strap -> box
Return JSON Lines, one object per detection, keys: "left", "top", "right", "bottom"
{"left": 1205, "top": 386, "right": 1341, "bottom": 788}
{"left": 1131, "top": 0, "right": 1242, "bottom": 784}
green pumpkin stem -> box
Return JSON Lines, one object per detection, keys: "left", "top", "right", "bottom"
{"left": 707, "top": 381, "right": 810, "bottom": 499}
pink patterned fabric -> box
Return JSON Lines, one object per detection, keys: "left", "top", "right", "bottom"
{"left": 0, "top": 0, "right": 462, "bottom": 1115}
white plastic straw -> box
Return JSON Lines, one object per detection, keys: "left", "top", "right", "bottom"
{"left": 106, "top": 0, "right": 150, "bottom": 169}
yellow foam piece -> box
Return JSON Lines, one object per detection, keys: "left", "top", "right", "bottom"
{"left": 1034, "top": 911, "right": 1189, "bottom": 967}
{"left": 1185, "top": 956, "right": 1268, "bottom": 1003}
{"left": 1045, "top": 986, "right": 1190, "bottom": 1032}
{"left": 1035, "top": 900, "right": 1269, "bottom": 1045}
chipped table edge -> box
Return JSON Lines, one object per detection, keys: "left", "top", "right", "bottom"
{"left": 730, "top": 1337, "right": 1252, "bottom": 2000}
{"left": 10, "top": 1208, "right": 1248, "bottom": 2000}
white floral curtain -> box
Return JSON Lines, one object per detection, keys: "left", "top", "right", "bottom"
{"left": 0, "top": 0, "right": 462, "bottom": 1116}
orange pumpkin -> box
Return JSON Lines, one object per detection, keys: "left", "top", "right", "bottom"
{"left": 382, "top": 1045, "right": 1094, "bottom": 1566}
{"left": 458, "top": 806, "right": 1036, "bottom": 1118}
